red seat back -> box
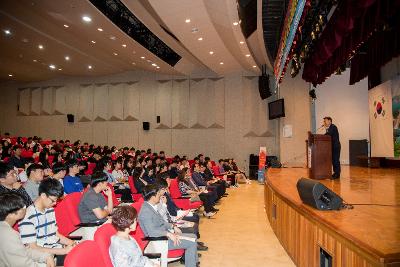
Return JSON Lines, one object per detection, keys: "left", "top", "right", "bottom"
{"left": 102, "top": 184, "right": 120, "bottom": 206}
{"left": 64, "top": 240, "right": 106, "bottom": 267}
{"left": 169, "top": 179, "right": 182, "bottom": 199}
{"left": 61, "top": 192, "right": 82, "bottom": 227}
{"left": 212, "top": 165, "right": 221, "bottom": 175}
{"left": 85, "top": 163, "right": 97, "bottom": 175}
{"left": 94, "top": 224, "right": 116, "bottom": 267}
{"left": 128, "top": 176, "right": 138, "bottom": 194}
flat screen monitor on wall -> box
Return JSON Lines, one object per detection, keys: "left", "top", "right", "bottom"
{"left": 268, "top": 99, "right": 285, "bottom": 120}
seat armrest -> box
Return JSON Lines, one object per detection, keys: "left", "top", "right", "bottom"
{"left": 143, "top": 253, "right": 162, "bottom": 259}
{"left": 76, "top": 221, "right": 103, "bottom": 227}
{"left": 67, "top": 235, "right": 83, "bottom": 240}
{"left": 143, "top": 236, "right": 169, "bottom": 241}
{"left": 176, "top": 196, "right": 191, "bottom": 199}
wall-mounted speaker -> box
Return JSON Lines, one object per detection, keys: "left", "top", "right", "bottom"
{"left": 156, "top": 116, "right": 160, "bottom": 123}
{"left": 143, "top": 122, "right": 150, "bottom": 131}
{"left": 67, "top": 114, "right": 74, "bottom": 123}
{"left": 296, "top": 178, "right": 343, "bottom": 210}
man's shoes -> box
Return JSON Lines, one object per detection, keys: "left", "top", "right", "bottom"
{"left": 211, "top": 207, "right": 219, "bottom": 212}
{"left": 197, "top": 243, "right": 208, "bottom": 251}
{"left": 331, "top": 174, "right": 340, "bottom": 179}
{"left": 203, "top": 211, "right": 216, "bottom": 218}
{"left": 198, "top": 241, "right": 205, "bottom": 246}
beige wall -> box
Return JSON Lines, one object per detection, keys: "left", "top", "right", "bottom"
{"left": 0, "top": 70, "right": 277, "bottom": 170}
{"left": 278, "top": 72, "right": 312, "bottom": 167}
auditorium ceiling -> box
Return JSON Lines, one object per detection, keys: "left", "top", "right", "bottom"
{"left": 0, "top": 0, "right": 270, "bottom": 82}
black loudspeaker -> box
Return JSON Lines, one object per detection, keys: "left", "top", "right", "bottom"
{"left": 156, "top": 116, "right": 160, "bottom": 123}
{"left": 237, "top": 0, "right": 257, "bottom": 38}
{"left": 67, "top": 114, "right": 74, "bottom": 123}
{"left": 258, "top": 65, "right": 272, "bottom": 100}
{"left": 349, "top": 139, "right": 368, "bottom": 166}
{"left": 143, "top": 122, "right": 150, "bottom": 131}
{"left": 296, "top": 178, "right": 343, "bottom": 210}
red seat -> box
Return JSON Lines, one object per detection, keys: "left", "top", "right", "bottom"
{"left": 55, "top": 192, "right": 83, "bottom": 236}
{"left": 64, "top": 240, "right": 106, "bottom": 267}
{"left": 85, "top": 163, "right": 96, "bottom": 175}
{"left": 169, "top": 179, "right": 202, "bottom": 210}
{"left": 94, "top": 224, "right": 116, "bottom": 267}
{"left": 48, "top": 155, "right": 54, "bottom": 164}
{"left": 128, "top": 176, "right": 144, "bottom": 202}
{"left": 102, "top": 183, "right": 120, "bottom": 206}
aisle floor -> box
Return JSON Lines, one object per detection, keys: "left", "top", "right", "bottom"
{"left": 170, "top": 183, "right": 295, "bottom": 267}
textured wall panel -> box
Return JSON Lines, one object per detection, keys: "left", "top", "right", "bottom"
{"left": 123, "top": 82, "right": 139, "bottom": 121}
{"left": 155, "top": 80, "right": 172, "bottom": 129}
{"left": 108, "top": 83, "right": 124, "bottom": 121}
{"left": 207, "top": 78, "right": 225, "bottom": 128}
{"left": 54, "top": 87, "right": 66, "bottom": 115}
{"left": 93, "top": 84, "right": 108, "bottom": 121}
{"left": 189, "top": 79, "right": 208, "bottom": 128}
{"left": 78, "top": 84, "right": 94, "bottom": 122}
{"left": 30, "top": 88, "right": 41, "bottom": 116}
{"left": 41, "top": 87, "right": 54, "bottom": 115}
{"left": 18, "top": 88, "right": 31, "bottom": 115}
{"left": 171, "top": 79, "right": 189, "bottom": 128}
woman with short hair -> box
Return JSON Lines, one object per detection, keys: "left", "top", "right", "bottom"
{"left": 109, "top": 205, "right": 160, "bottom": 267}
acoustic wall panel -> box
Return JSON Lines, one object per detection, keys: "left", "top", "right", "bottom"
{"left": 155, "top": 80, "right": 172, "bottom": 129}
{"left": 189, "top": 79, "right": 207, "bottom": 129}
{"left": 207, "top": 78, "right": 225, "bottom": 128}
{"left": 93, "top": 122, "right": 108, "bottom": 145}
{"left": 93, "top": 84, "right": 108, "bottom": 121}
{"left": 30, "top": 88, "right": 41, "bottom": 116}
{"left": 78, "top": 84, "right": 94, "bottom": 122}
{"left": 54, "top": 86, "right": 66, "bottom": 115}
{"left": 171, "top": 79, "right": 189, "bottom": 129}
{"left": 108, "top": 83, "right": 124, "bottom": 121}
{"left": 41, "top": 87, "right": 54, "bottom": 115}
{"left": 123, "top": 82, "right": 139, "bottom": 121}
{"left": 242, "top": 76, "right": 259, "bottom": 137}
{"left": 18, "top": 88, "right": 31, "bottom": 115}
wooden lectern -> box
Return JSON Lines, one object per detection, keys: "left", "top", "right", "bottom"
{"left": 306, "top": 132, "right": 332, "bottom": 179}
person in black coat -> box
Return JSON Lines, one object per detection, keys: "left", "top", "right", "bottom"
{"left": 323, "top": 116, "right": 341, "bottom": 179}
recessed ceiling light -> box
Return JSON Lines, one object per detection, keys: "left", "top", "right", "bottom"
{"left": 191, "top": 28, "right": 199, "bottom": 33}
{"left": 233, "top": 22, "right": 239, "bottom": 26}
{"left": 198, "top": 37, "right": 203, "bottom": 41}
{"left": 220, "top": 62, "right": 224, "bottom": 65}
{"left": 49, "top": 64, "right": 56, "bottom": 70}
{"left": 65, "top": 56, "right": 70, "bottom": 61}
{"left": 91, "top": 40, "right": 96, "bottom": 44}
{"left": 58, "top": 68, "right": 62, "bottom": 71}
{"left": 252, "top": 65, "right": 257, "bottom": 68}
{"left": 97, "top": 28, "right": 103, "bottom": 32}
{"left": 132, "top": 62, "right": 136, "bottom": 65}
{"left": 246, "top": 54, "right": 250, "bottom": 57}
{"left": 209, "top": 51, "right": 214, "bottom": 55}
{"left": 132, "top": 51, "right": 136, "bottom": 54}
{"left": 152, "top": 63, "right": 157, "bottom": 66}
{"left": 88, "top": 65, "right": 92, "bottom": 69}
{"left": 82, "top": 16, "right": 92, "bottom": 22}
{"left": 113, "top": 52, "right": 118, "bottom": 56}
{"left": 4, "top": 29, "right": 11, "bottom": 35}
{"left": 146, "top": 59, "right": 152, "bottom": 63}
{"left": 21, "top": 38, "right": 29, "bottom": 43}
{"left": 122, "top": 44, "right": 127, "bottom": 48}
{"left": 63, "top": 24, "right": 69, "bottom": 28}
{"left": 156, "top": 66, "right": 160, "bottom": 69}
{"left": 185, "top": 19, "right": 191, "bottom": 23}
{"left": 33, "top": 59, "right": 37, "bottom": 62}
{"left": 109, "top": 36, "right": 116, "bottom": 40}
{"left": 38, "top": 44, "right": 44, "bottom": 50}
{"left": 8, "top": 74, "right": 13, "bottom": 77}
{"left": 239, "top": 41, "right": 244, "bottom": 44}
{"left": 141, "top": 56, "right": 145, "bottom": 59}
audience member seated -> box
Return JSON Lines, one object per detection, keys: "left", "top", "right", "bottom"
{"left": 229, "top": 158, "right": 251, "bottom": 184}
{"left": 155, "top": 178, "right": 207, "bottom": 251}
{"left": 8, "top": 145, "right": 25, "bottom": 169}
{"left": 49, "top": 162, "right": 67, "bottom": 187}
{"left": 138, "top": 184, "right": 199, "bottom": 267}
{"left": 109, "top": 205, "right": 160, "bottom": 267}
{"left": 218, "top": 159, "right": 237, "bottom": 187}
{"left": 178, "top": 168, "right": 217, "bottom": 218}
{"left": 19, "top": 179, "right": 75, "bottom": 266}
{"left": 23, "top": 164, "right": 45, "bottom": 201}
{"left": 168, "top": 160, "right": 179, "bottom": 179}
{"left": 191, "top": 163, "right": 221, "bottom": 200}
{"left": 0, "top": 162, "right": 33, "bottom": 206}
{"left": 133, "top": 166, "right": 148, "bottom": 194}
{"left": 199, "top": 163, "right": 227, "bottom": 197}
{"left": 63, "top": 160, "right": 84, "bottom": 194}
{"left": 78, "top": 171, "right": 114, "bottom": 224}
{"left": 0, "top": 193, "right": 55, "bottom": 267}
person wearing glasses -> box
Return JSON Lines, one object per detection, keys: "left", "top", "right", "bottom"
{"left": 0, "top": 162, "right": 33, "bottom": 206}
{"left": 19, "top": 179, "right": 76, "bottom": 266}
{"left": 0, "top": 192, "right": 55, "bottom": 267}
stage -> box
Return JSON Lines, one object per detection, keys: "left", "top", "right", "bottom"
{"left": 264, "top": 166, "right": 400, "bottom": 267}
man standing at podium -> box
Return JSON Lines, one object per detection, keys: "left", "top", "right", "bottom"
{"left": 323, "top": 117, "right": 341, "bottom": 179}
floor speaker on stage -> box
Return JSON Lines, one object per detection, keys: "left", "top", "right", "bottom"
{"left": 296, "top": 178, "right": 343, "bottom": 210}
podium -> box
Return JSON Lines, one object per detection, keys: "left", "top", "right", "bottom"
{"left": 306, "top": 132, "right": 332, "bottom": 179}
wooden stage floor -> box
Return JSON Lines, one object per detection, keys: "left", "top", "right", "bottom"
{"left": 266, "top": 166, "right": 400, "bottom": 266}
